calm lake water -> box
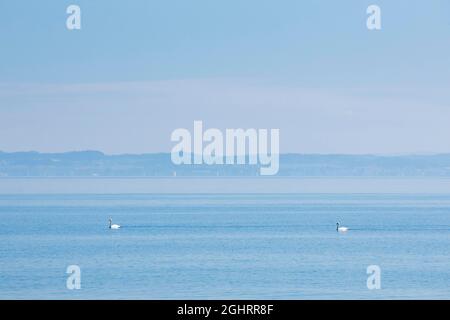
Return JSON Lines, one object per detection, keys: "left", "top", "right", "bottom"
{"left": 0, "top": 193, "right": 449, "bottom": 299}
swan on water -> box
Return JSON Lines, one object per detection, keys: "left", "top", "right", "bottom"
{"left": 109, "top": 218, "right": 120, "bottom": 229}
{"left": 336, "top": 222, "right": 348, "bottom": 232}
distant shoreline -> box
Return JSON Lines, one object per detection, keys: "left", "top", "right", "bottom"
{"left": 2, "top": 151, "right": 450, "bottom": 178}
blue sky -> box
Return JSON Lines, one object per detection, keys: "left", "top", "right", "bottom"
{"left": 1, "top": 0, "right": 450, "bottom": 154}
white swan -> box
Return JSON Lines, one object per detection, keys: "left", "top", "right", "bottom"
{"left": 109, "top": 218, "right": 120, "bottom": 229}
{"left": 336, "top": 222, "right": 348, "bottom": 233}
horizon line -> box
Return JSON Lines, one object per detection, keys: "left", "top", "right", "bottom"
{"left": 1, "top": 150, "right": 450, "bottom": 157}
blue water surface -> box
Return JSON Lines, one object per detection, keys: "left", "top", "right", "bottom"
{"left": 0, "top": 193, "right": 449, "bottom": 299}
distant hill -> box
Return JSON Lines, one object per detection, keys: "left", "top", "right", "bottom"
{"left": 1, "top": 151, "right": 450, "bottom": 177}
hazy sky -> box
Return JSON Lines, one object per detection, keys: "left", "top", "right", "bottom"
{"left": 1, "top": 0, "right": 449, "bottom": 154}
